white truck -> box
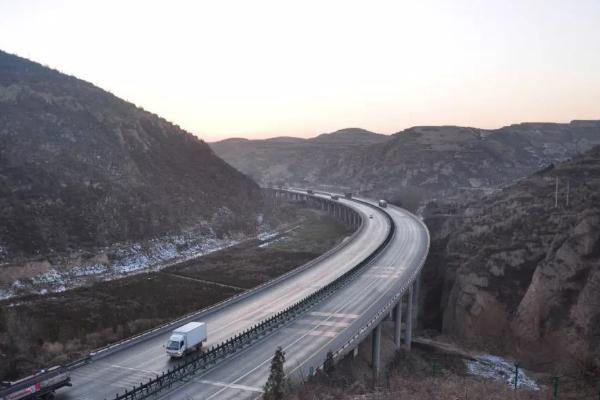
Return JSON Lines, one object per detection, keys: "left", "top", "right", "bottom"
{"left": 165, "top": 322, "right": 207, "bottom": 358}
{"left": 378, "top": 199, "right": 387, "bottom": 208}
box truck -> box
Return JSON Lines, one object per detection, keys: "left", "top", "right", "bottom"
{"left": 378, "top": 200, "right": 387, "bottom": 208}
{"left": 165, "top": 322, "right": 207, "bottom": 358}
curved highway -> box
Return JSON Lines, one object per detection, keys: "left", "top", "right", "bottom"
{"left": 155, "top": 199, "right": 429, "bottom": 400}
{"left": 56, "top": 192, "right": 391, "bottom": 400}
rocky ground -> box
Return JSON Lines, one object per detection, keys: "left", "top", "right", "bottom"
{"left": 211, "top": 121, "right": 600, "bottom": 212}
{"left": 420, "top": 144, "right": 600, "bottom": 375}
{"left": 288, "top": 324, "right": 594, "bottom": 399}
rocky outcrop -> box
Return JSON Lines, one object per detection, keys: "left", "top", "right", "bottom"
{"left": 0, "top": 50, "right": 263, "bottom": 264}
{"left": 211, "top": 122, "right": 600, "bottom": 211}
{"left": 422, "top": 146, "right": 600, "bottom": 371}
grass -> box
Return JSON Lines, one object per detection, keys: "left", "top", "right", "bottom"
{"left": 0, "top": 208, "right": 354, "bottom": 380}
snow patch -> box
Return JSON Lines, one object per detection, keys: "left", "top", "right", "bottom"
{"left": 2, "top": 226, "right": 283, "bottom": 300}
{"left": 465, "top": 354, "right": 539, "bottom": 391}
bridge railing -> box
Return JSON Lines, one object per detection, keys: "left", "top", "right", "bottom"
{"left": 109, "top": 194, "right": 395, "bottom": 400}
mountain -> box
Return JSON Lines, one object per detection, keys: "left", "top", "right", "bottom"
{"left": 0, "top": 50, "right": 263, "bottom": 263}
{"left": 210, "top": 128, "right": 388, "bottom": 191}
{"left": 421, "top": 145, "right": 600, "bottom": 371}
{"left": 211, "top": 122, "right": 600, "bottom": 210}
{"left": 311, "top": 128, "right": 388, "bottom": 144}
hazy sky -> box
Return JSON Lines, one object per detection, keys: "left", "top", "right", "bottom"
{"left": 1, "top": 0, "right": 599, "bottom": 141}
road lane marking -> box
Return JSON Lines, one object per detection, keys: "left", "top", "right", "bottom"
{"left": 296, "top": 319, "right": 351, "bottom": 328}
{"left": 98, "top": 362, "right": 159, "bottom": 375}
{"left": 195, "top": 379, "right": 264, "bottom": 393}
{"left": 284, "top": 327, "right": 339, "bottom": 337}
{"left": 308, "top": 311, "right": 360, "bottom": 319}
{"left": 203, "top": 276, "right": 386, "bottom": 400}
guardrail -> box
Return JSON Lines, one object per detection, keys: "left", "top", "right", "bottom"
{"left": 309, "top": 202, "right": 431, "bottom": 373}
{"left": 87, "top": 190, "right": 363, "bottom": 362}
{"left": 109, "top": 198, "right": 395, "bottom": 400}
{"left": 0, "top": 190, "right": 366, "bottom": 398}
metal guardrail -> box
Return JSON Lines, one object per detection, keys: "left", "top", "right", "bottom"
{"left": 87, "top": 190, "right": 363, "bottom": 362}
{"left": 311, "top": 202, "right": 431, "bottom": 372}
{"left": 109, "top": 198, "right": 395, "bottom": 400}
{"left": 1, "top": 189, "right": 365, "bottom": 398}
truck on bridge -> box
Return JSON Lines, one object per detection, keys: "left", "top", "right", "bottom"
{"left": 344, "top": 192, "right": 352, "bottom": 199}
{"left": 0, "top": 366, "right": 71, "bottom": 400}
{"left": 306, "top": 189, "right": 314, "bottom": 195}
{"left": 378, "top": 199, "right": 387, "bottom": 208}
{"left": 330, "top": 194, "right": 339, "bottom": 200}
{"left": 165, "top": 322, "right": 207, "bottom": 358}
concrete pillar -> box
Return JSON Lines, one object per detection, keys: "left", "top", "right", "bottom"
{"left": 394, "top": 296, "right": 403, "bottom": 349}
{"left": 413, "top": 272, "right": 421, "bottom": 326}
{"left": 372, "top": 323, "right": 382, "bottom": 373}
{"left": 405, "top": 284, "right": 413, "bottom": 350}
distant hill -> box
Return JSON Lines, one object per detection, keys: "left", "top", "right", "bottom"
{"left": 211, "top": 122, "right": 600, "bottom": 210}
{"left": 210, "top": 127, "right": 387, "bottom": 191}
{"left": 422, "top": 145, "right": 600, "bottom": 371}
{"left": 0, "top": 50, "right": 263, "bottom": 262}
{"left": 311, "top": 128, "right": 388, "bottom": 144}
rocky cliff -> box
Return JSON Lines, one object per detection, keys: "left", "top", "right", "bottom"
{"left": 422, "top": 145, "right": 600, "bottom": 372}
{"left": 211, "top": 122, "right": 600, "bottom": 211}
{"left": 0, "top": 50, "right": 263, "bottom": 264}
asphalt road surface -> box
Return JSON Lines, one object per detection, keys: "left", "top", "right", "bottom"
{"left": 157, "top": 201, "right": 429, "bottom": 400}
{"left": 56, "top": 194, "right": 391, "bottom": 400}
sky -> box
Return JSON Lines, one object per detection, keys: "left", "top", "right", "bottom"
{"left": 0, "top": 0, "right": 599, "bottom": 141}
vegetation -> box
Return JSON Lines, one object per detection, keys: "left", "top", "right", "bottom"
{"left": 288, "top": 345, "right": 595, "bottom": 399}
{"left": 263, "top": 347, "right": 287, "bottom": 400}
{"left": 0, "top": 209, "right": 353, "bottom": 381}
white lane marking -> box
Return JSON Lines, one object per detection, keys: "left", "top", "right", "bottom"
{"left": 308, "top": 311, "right": 360, "bottom": 319}
{"left": 364, "top": 273, "right": 400, "bottom": 278}
{"left": 306, "top": 330, "right": 338, "bottom": 338}
{"left": 195, "top": 379, "right": 264, "bottom": 393}
{"left": 204, "top": 276, "right": 386, "bottom": 400}
{"left": 98, "top": 362, "right": 159, "bottom": 375}
{"left": 296, "top": 319, "right": 350, "bottom": 328}
{"left": 284, "top": 327, "right": 339, "bottom": 338}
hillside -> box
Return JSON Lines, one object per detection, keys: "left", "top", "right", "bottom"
{"left": 421, "top": 145, "right": 600, "bottom": 371}
{"left": 211, "top": 122, "right": 600, "bottom": 209}
{"left": 210, "top": 128, "right": 388, "bottom": 190}
{"left": 0, "top": 50, "right": 262, "bottom": 270}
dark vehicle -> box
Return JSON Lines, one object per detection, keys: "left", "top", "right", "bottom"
{"left": 0, "top": 366, "right": 71, "bottom": 400}
{"left": 344, "top": 192, "right": 352, "bottom": 199}
{"left": 331, "top": 194, "right": 339, "bottom": 200}
{"left": 307, "top": 189, "right": 314, "bottom": 195}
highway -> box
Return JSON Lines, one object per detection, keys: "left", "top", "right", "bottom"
{"left": 151, "top": 200, "right": 429, "bottom": 399}
{"left": 56, "top": 193, "right": 391, "bottom": 400}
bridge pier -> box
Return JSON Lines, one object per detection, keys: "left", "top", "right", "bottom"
{"left": 413, "top": 272, "right": 421, "bottom": 325}
{"left": 405, "top": 283, "right": 414, "bottom": 350}
{"left": 371, "top": 323, "right": 382, "bottom": 374}
{"left": 394, "top": 295, "right": 403, "bottom": 349}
